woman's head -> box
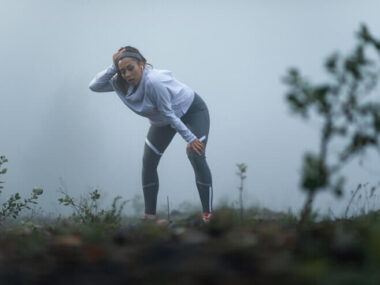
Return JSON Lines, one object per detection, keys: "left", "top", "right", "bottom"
{"left": 115, "top": 46, "right": 148, "bottom": 87}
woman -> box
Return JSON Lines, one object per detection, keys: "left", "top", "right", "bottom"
{"left": 89, "top": 46, "right": 213, "bottom": 223}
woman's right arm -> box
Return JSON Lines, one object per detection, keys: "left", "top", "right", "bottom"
{"left": 89, "top": 48, "right": 126, "bottom": 92}
{"left": 88, "top": 64, "right": 117, "bottom": 92}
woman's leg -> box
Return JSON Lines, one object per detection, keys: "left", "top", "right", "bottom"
{"left": 181, "top": 94, "right": 213, "bottom": 213}
{"left": 142, "top": 124, "right": 176, "bottom": 215}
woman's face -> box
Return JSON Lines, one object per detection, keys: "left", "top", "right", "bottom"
{"left": 118, "top": 57, "right": 145, "bottom": 87}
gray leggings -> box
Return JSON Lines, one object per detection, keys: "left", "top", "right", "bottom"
{"left": 142, "top": 93, "right": 213, "bottom": 214}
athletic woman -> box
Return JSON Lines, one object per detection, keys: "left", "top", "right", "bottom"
{"left": 89, "top": 46, "right": 213, "bottom": 223}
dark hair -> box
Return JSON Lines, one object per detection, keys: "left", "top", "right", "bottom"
{"left": 115, "top": 46, "right": 153, "bottom": 93}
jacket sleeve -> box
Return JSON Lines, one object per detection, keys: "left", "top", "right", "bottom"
{"left": 88, "top": 64, "right": 117, "bottom": 92}
{"left": 149, "top": 80, "right": 197, "bottom": 143}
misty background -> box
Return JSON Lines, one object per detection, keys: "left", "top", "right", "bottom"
{"left": 1, "top": 0, "right": 379, "bottom": 217}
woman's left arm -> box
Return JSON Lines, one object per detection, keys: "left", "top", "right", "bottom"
{"left": 150, "top": 80, "right": 200, "bottom": 144}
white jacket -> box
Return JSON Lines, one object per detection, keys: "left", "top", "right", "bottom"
{"left": 89, "top": 64, "right": 196, "bottom": 143}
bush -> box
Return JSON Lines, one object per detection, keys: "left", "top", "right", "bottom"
{"left": 58, "top": 188, "right": 128, "bottom": 225}
{"left": 0, "top": 155, "right": 43, "bottom": 223}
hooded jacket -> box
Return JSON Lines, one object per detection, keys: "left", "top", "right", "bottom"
{"left": 89, "top": 64, "right": 196, "bottom": 143}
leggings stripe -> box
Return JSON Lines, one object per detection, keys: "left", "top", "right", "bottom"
{"left": 196, "top": 181, "right": 213, "bottom": 213}
{"left": 145, "top": 138, "right": 163, "bottom": 156}
{"left": 143, "top": 182, "right": 157, "bottom": 188}
{"left": 209, "top": 186, "right": 213, "bottom": 212}
{"left": 196, "top": 180, "right": 210, "bottom": 186}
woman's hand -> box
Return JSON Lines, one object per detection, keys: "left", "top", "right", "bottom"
{"left": 186, "top": 138, "right": 205, "bottom": 156}
{"left": 113, "top": 47, "right": 126, "bottom": 66}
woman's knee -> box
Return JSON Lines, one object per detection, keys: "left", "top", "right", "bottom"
{"left": 187, "top": 148, "right": 206, "bottom": 164}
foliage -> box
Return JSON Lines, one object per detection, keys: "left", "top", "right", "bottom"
{"left": 0, "top": 155, "right": 43, "bottom": 222}
{"left": 345, "top": 182, "right": 380, "bottom": 218}
{"left": 57, "top": 188, "right": 129, "bottom": 225}
{"left": 283, "top": 25, "right": 380, "bottom": 229}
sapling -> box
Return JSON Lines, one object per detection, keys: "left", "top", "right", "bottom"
{"left": 236, "top": 163, "right": 247, "bottom": 222}
{"left": 283, "top": 24, "right": 380, "bottom": 229}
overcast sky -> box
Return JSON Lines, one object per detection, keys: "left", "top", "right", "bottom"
{"left": 1, "top": 0, "right": 380, "bottom": 217}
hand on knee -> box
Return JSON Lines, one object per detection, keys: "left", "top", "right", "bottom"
{"left": 186, "top": 138, "right": 204, "bottom": 156}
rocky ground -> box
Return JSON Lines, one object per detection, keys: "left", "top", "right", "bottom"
{"left": 1, "top": 208, "right": 380, "bottom": 285}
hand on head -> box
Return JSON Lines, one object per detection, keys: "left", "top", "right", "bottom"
{"left": 113, "top": 47, "right": 126, "bottom": 66}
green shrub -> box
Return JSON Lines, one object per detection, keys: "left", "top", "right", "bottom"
{"left": 0, "top": 155, "right": 43, "bottom": 222}
{"left": 58, "top": 188, "right": 128, "bottom": 225}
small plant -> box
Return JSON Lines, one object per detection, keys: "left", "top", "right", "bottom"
{"left": 0, "top": 155, "right": 43, "bottom": 222}
{"left": 236, "top": 163, "right": 247, "bottom": 222}
{"left": 58, "top": 188, "right": 129, "bottom": 225}
{"left": 131, "top": 193, "right": 144, "bottom": 216}
{"left": 280, "top": 208, "right": 299, "bottom": 224}
{"left": 344, "top": 182, "right": 380, "bottom": 218}
{"left": 0, "top": 155, "right": 7, "bottom": 190}
{"left": 166, "top": 196, "right": 171, "bottom": 222}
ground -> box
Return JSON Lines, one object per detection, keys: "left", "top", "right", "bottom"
{"left": 1, "top": 208, "right": 380, "bottom": 285}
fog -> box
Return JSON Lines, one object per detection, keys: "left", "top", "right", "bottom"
{"left": 1, "top": 0, "right": 379, "bottom": 217}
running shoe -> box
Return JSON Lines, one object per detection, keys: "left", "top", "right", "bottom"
{"left": 140, "top": 214, "right": 158, "bottom": 221}
{"left": 202, "top": 212, "right": 213, "bottom": 223}
{"left": 141, "top": 214, "right": 170, "bottom": 226}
